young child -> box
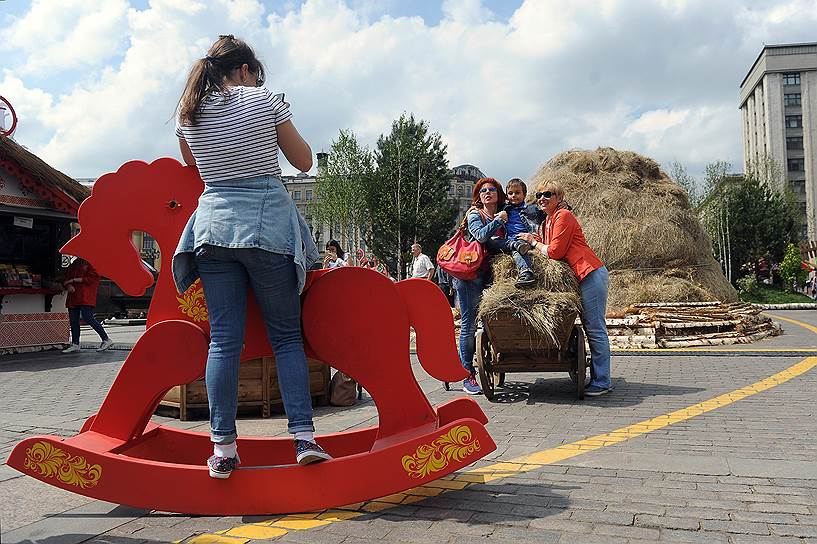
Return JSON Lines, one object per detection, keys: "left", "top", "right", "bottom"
{"left": 483, "top": 178, "right": 535, "bottom": 287}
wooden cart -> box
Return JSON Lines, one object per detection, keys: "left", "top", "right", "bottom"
{"left": 476, "top": 309, "right": 588, "bottom": 400}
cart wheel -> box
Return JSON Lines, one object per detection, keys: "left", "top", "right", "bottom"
{"left": 476, "top": 329, "right": 495, "bottom": 401}
{"left": 573, "top": 326, "right": 587, "bottom": 400}
{"left": 497, "top": 372, "right": 506, "bottom": 387}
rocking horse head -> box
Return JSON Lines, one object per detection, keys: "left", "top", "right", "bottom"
{"left": 61, "top": 158, "right": 204, "bottom": 296}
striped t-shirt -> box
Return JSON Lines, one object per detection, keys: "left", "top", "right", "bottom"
{"left": 175, "top": 86, "right": 292, "bottom": 184}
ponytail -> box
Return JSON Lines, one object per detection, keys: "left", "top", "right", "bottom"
{"left": 176, "top": 35, "right": 265, "bottom": 127}
{"left": 177, "top": 58, "right": 228, "bottom": 126}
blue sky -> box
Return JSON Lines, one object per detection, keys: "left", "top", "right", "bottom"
{"left": 1, "top": 0, "right": 816, "bottom": 185}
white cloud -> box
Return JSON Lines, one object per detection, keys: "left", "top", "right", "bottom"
{"left": 2, "top": 0, "right": 130, "bottom": 75}
{"left": 1, "top": 0, "right": 816, "bottom": 184}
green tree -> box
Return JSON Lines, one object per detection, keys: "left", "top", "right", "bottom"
{"left": 698, "top": 160, "right": 802, "bottom": 284}
{"left": 366, "top": 113, "right": 458, "bottom": 279}
{"left": 780, "top": 242, "right": 806, "bottom": 291}
{"left": 669, "top": 161, "right": 699, "bottom": 207}
{"left": 310, "top": 130, "right": 374, "bottom": 258}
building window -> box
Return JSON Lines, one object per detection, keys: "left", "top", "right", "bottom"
{"left": 788, "top": 158, "right": 805, "bottom": 171}
{"left": 141, "top": 234, "right": 155, "bottom": 251}
{"left": 787, "top": 136, "right": 804, "bottom": 150}
{"left": 293, "top": 190, "right": 301, "bottom": 200}
{"left": 790, "top": 180, "right": 806, "bottom": 194}
{"left": 306, "top": 189, "right": 313, "bottom": 200}
{"left": 784, "top": 93, "right": 801, "bottom": 106}
{"left": 785, "top": 115, "right": 803, "bottom": 128}
{"left": 457, "top": 186, "right": 463, "bottom": 196}
{"left": 783, "top": 73, "right": 800, "bottom": 85}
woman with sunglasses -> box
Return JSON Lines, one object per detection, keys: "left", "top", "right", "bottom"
{"left": 517, "top": 182, "right": 613, "bottom": 396}
{"left": 453, "top": 177, "right": 511, "bottom": 395}
{"left": 173, "top": 35, "right": 331, "bottom": 479}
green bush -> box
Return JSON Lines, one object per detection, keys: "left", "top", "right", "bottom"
{"left": 779, "top": 243, "right": 806, "bottom": 292}
{"left": 736, "top": 274, "right": 758, "bottom": 295}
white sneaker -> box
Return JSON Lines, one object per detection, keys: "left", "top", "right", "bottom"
{"left": 62, "top": 344, "right": 81, "bottom": 354}
{"left": 97, "top": 339, "right": 114, "bottom": 352}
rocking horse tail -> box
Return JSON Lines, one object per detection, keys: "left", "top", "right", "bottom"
{"left": 396, "top": 279, "right": 469, "bottom": 382}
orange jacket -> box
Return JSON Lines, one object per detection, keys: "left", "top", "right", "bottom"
{"left": 540, "top": 208, "right": 604, "bottom": 282}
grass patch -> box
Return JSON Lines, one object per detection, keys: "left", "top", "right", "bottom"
{"left": 739, "top": 285, "right": 816, "bottom": 304}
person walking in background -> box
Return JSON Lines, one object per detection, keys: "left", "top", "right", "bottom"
{"left": 410, "top": 243, "right": 434, "bottom": 280}
{"left": 61, "top": 257, "right": 113, "bottom": 353}
{"left": 173, "top": 34, "right": 330, "bottom": 479}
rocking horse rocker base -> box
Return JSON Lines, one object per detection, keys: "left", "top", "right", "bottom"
{"left": 6, "top": 159, "right": 496, "bottom": 515}
{"left": 8, "top": 397, "right": 491, "bottom": 515}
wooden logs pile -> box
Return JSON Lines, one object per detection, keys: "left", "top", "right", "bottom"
{"left": 606, "top": 301, "right": 781, "bottom": 349}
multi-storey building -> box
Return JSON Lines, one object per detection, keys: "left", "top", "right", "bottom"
{"left": 450, "top": 164, "right": 485, "bottom": 223}
{"left": 740, "top": 42, "right": 817, "bottom": 238}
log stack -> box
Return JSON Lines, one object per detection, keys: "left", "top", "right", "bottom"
{"left": 606, "top": 301, "right": 781, "bottom": 349}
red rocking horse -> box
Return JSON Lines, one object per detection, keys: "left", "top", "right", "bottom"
{"left": 6, "top": 158, "right": 495, "bottom": 515}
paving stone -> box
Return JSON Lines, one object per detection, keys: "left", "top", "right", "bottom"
{"left": 747, "top": 503, "right": 813, "bottom": 514}
{"left": 592, "top": 523, "right": 659, "bottom": 540}
{"left": 659, "top": 528, "right": 730, "bottom": 543}
{"left": 727, "top": 535, "right": 803, "bottom": 544}
{"left": 730, "top": 511, "right": 799, "bottom": 524}
{"left": 769, "top": 523, "right": 817, "bottom": 537}
{"left": 699, "top": 520, "right": 771, "bottom": 535}
{"left": 490, "top": 525, "right": 561, "bottom": 543}
{"left": 634, "top": 514, "right": 700, "bottom": 531}
{"left": 568, "top": 510, "right": 634, "bottom": 526}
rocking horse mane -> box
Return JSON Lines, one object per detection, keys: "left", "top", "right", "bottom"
{"left": 61, "top": 158, "right": 204, "bottom": 296}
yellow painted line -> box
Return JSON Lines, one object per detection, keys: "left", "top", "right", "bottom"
{"left": 768, "top": 313, "right": 817, "bottom": 335}
{"left": 188, "top": 315, "right": 817, "bottom": 543}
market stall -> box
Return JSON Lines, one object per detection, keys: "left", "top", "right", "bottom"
{"left": 0, "top": 134, "right": 89, "bottom": 352}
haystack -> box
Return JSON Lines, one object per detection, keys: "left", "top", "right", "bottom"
{"left": 478, "top": 254, "right": 582, "bottom": 348}
{"left": 530, "top": 147, "right": 738, "bottom": 312}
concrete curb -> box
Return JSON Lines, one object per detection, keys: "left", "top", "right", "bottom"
{"left": 102, "top": 318, "right": 147, "bottom": 326}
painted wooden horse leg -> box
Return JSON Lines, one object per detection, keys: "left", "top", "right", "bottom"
{"left": 88, "top": 320, "right": 209, "bottom": 442}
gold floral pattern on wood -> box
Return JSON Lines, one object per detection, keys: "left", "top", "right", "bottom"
{"left": 177, "top": 278, "right": 208, "bottom": 322}
{"left": 401, "top": 425, "right": 480, "bottom": 478}
{"left": 24, "top": 441, "right": 102, "bottom": 489}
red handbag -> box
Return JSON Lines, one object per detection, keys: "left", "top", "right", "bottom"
{"left": 436, "top": 210, "right": 486, "bottom": 280}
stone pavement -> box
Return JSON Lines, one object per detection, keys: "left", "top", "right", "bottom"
{"left": 1, "top": 311, "right": 817, "bottom": 543}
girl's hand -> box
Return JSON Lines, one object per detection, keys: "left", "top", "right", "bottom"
{"left": 496, "top": 210, "right": 508, "bottom": 223}
{"left": 516, "top": 232, "right": 535, "bottom": 243}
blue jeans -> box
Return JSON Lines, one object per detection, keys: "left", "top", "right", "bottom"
{"left": 485, "top": 237, "right": 531, "bottom": 273}
{"left": 195, "top": 245, "right": 314, "bottom": 444}
{"left": 453, "top": 276, "right": 484, "bottom": 375}
{"left": 68, "top": 306, "right": 109, "bottom": 344}
{"left": 580, "top": 266, "right": 612, "bottom": 389}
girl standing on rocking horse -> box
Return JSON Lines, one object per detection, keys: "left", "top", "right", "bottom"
{"left": 173, "top": 34, "right": 330, "bottom": 479}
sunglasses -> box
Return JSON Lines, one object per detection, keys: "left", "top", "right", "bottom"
{"left": 535, "top": 191, "right": 555, "bottom": 200}
{"left": 479, "top": 186, "right": 498, "bottom": 194}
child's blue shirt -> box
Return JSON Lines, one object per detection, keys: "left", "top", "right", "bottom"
{"left": 505, "top": 202, "right": 531, "bottom": 238}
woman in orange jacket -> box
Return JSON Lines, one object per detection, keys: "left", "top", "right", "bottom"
{"left": 517, "top": 181, "right": 612, "bottom": 396}
{"left": 61, "top": 258, "right": 113, "bottom": 353}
